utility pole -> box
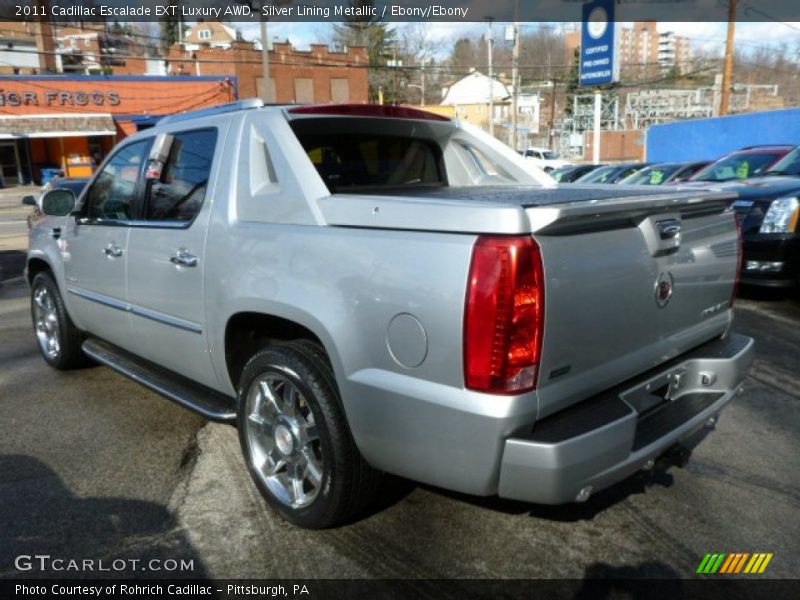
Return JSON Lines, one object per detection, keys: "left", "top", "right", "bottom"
{"left": 720, "top": 0, "right": 737, "bottom": 116}
{"left": 510, "top": 20, "right": 520, "bottom": 150}
{"left": 592, "top": 91, "right": 602, "bottom": 164}
{"left": 420, "top": 62, "right": 426, "bottom": 106}
{"left": 260, "top": 19, "right": 271, "bottom": 102}
{"left": 392, "top": 45, "right": 398, "bottom": 103}
{"left": 486, "top": 19, "right": 494, "bottom": 137}
{"left": 549, "top": 79, "right": 558, "bottom": 149}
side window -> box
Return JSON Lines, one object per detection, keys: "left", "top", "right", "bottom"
{"left": 144, "top": 129, "right": 217, "bottom": 222}
{"left": 85, "top": 139, "right": 151, "bottom": 221}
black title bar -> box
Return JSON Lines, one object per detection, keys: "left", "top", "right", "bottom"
{"left": 0, "top": 0, "right": 799, "bottom": 22}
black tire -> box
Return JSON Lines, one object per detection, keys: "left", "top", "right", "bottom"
{"left": 30, "top": 271, "right": 86, "bottom": 370}
{"left": 236, "top": 343, "right": 379, "bottom": 528}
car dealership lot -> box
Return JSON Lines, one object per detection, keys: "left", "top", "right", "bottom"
{"left": 1, "top": 266, "right": 798, "bottom": 580}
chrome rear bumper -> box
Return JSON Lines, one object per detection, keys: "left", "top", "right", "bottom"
{"left": 498, "top": 333, "right": 754, "bottom": 504}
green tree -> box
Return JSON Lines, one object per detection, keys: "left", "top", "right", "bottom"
{"left": 330, "top": 1, "right": 397, "bottom": 102}
{"left": 564, "top": 47, "right": 580, "bottom": 116}
{"left": 160, "top": 1, "right": 182, "bottom": 51}
{"left": 448, "top": 38, "right": 481, "bottom": 78}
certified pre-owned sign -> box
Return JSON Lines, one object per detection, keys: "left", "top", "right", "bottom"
{"left": 579, "top": 0, "right": 620, "bottom": 87}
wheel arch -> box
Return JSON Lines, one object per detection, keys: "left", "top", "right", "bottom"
{"left": 223, "top": 311, "right": 338, "bottom": 393}
{"left": 26, "top": 256, "right": 53, "bottom": 285}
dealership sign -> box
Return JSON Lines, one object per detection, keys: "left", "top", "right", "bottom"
{"left": 579, "top": 0, "right": 620, "bottom": 86}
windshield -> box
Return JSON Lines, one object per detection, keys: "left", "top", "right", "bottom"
{"left": 691, "top": 151, "right": 785, "bottom": 182}
{"left": 673, "top": 162, "right": 709, "bottom": 181}
{"left": 622, "top": 165, "right": 679, "bottom": 185}
{"left": 575, "top": 165, "right": 616, "bottom": 184}
{"left": 550, "top": 166, "right": 572, "bottom": 181}
{"left": 764, "top": 148, "right": 800, "bottom": 176}
{"left": 542, "top": 151, "right": 558, "bottom": 160}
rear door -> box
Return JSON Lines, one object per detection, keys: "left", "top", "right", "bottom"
{"left": 63, "top": 138, "right": 152, "bottom": 349}
{"left": 125, "top": 127, "right": 221, "bottom": 389}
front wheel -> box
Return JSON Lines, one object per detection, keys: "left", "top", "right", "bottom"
{"left": 30, "top": 271, "right": 86, "bottom": 369}
{"left": 237, "top": 343, "right": 379, "bottom": 528}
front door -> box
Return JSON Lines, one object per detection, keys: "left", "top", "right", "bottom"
{"left": 0, "top": 142, "right": 20, "bottom": 186}
{"left": 125, "top": 128, "right": 221, "bottom": 390}
{"left": 62, "top": 138, "right": 152, "bottom": 348}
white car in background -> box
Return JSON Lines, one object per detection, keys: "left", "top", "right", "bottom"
{"left": 521, "top": 147, "right": 572, "bottom": 172}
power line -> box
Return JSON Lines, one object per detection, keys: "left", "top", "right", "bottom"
{"left": 740, "top": 2, "right": 800, "bottom": 33}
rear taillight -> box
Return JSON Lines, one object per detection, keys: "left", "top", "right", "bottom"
{"left": 464, "top": 235, "right": 545, "bottom": 394}
{"left": 731, "top": 215, "right": 743, "bottom": 307}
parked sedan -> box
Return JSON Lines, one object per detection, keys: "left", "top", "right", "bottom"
{"left": 574, "top": 162, "right": 650, "bottom": 184}
{"left": 550, "top": 163, "right": 606, "bottom": 183}
{"left": 619, "top": 161, "right": 710, "bottom": 186}
{"left": 689, "top": 145, "right": 794, "bottom": 183}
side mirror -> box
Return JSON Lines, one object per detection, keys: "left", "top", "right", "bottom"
{"left": 21, "top": 195, "right": 36, "bottom": 206}
{"left": 41, "top": 189, "right": 76, "bottom": 217}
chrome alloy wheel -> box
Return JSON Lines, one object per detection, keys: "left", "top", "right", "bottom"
{"left": 244, "top": 372, "right": 323, "bottom": 509}
{"left": 32, "top": 284, "right": 61, "bottom": 359}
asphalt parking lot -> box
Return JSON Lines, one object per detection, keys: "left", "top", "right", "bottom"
{"left": 0, "top": 196, "right": 798, "bottom": 581}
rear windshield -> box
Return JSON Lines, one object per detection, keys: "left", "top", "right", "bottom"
{"left": 293, "top": 131, "right": 445, "bottom": 192}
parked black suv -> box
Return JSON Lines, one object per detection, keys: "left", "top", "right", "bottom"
{"left": 709, "top": 148, "right": 800, "bottom": 288}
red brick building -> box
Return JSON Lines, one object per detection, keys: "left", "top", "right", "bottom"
{"left": 167, "top": 41, "right": 369, "bottom": 104}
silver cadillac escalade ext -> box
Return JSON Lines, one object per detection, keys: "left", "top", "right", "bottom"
{"left": 27, "top": 100, "right": 753, "bottom": 528}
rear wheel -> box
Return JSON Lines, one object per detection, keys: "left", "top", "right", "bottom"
{"left": 30, "top": 271, "right": 85, "bottom": 369}
{"left": 237, "top": 343, "right": 379, "bottom": 528}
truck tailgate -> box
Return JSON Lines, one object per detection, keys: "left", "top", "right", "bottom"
{"left": 531, "top": 199, "right": 739, "bottom": 419}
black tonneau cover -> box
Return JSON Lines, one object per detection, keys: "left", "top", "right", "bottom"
{"left": 365, "top": 184, "right": 688, "bottom": 208}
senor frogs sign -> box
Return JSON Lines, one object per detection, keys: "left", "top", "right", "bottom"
{"left": 0, "top": 89, "right": 121, "bottom": 107}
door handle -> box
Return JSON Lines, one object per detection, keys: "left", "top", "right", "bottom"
{"left": 169, "top": 248, "right": 198, "bottom": 268}
{"left": 51, "top": 227, "right": 61, "bottom": 240}
{"left": 103, "top": 243, "right": 123, "bottom": 258}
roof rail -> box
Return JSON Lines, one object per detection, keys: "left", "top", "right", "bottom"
{"left": 159, "top": 98, "right": 264, "bottom": 126}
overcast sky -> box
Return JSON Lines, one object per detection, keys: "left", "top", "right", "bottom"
{"left": 235, "top": 21, "right": 800, "bottom": 59}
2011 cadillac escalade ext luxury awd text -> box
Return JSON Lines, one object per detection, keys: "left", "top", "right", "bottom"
{"left": 27, "top": 101, "right": 753, "bottom": 528}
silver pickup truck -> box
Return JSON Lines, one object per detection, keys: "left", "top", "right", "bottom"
{"left": 27, "top": 100, "right": 753, "bottom": 528}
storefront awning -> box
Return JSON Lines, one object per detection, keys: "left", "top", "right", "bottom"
{"left": 0, "top": 113, "right": 116, "bottom": 139}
